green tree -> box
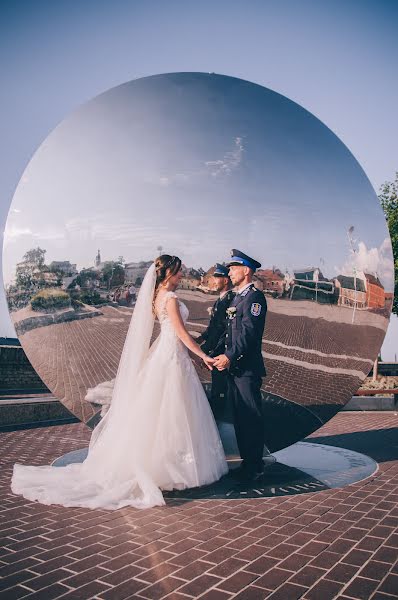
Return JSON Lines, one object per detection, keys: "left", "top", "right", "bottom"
{"left": 15, "top": 263, "right": 34, "bottom": 289}
{"left": 15, "top": 246, "right": 47, "bottom": 289}
{"left": 378, "top": 172, "right": 398, "bottom": 315}
{"left": 102, "top": 261, "right": 125, "bottom": 288}
{"left": 22, "top": 247, "right": 46, "bottom": 269}
{"left": 75, "top": 269, "right": 99, "bottom": 288}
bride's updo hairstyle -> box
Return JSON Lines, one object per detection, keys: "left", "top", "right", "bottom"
{"left": 153, "top": 254, "right": 182, "bottom": 311}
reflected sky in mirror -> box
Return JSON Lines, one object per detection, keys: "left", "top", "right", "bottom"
{"left": 4, "top": 73, "right": 393, "bottom": 291}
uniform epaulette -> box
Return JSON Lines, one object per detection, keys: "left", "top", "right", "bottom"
{"left": 241, "top": 285, "right": 255, "bottom": 297}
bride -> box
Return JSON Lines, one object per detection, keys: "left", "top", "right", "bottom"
{"left": 11, "top": 255, "right": 228, "bottom": 510}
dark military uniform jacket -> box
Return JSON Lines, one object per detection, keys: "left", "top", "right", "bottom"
{"left": 201, "top": 290, "right": 235, "bottom": 356}
{"left": 224, "top": 284, "right": 267, "bottom": 377}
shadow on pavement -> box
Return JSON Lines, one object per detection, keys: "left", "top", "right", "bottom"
{"left": 307, "top": 426, "right": 398, "bottom": 463}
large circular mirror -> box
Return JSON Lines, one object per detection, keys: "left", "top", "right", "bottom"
{"left": 3, "top": 72, "right": 393, "bottom": 451}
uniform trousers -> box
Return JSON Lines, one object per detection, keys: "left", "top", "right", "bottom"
{"left": 209, "top": 368, "right": 228, "bottom": 421}
{"left": 227, "top": 373, "right": 264, "bottom": 469}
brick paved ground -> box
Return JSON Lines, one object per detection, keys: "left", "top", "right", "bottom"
{"left": 1, "top": 412, "right": 397, "bottom": 599}
{"left": 15, "top": 295, "right": 388, "bottom": 424}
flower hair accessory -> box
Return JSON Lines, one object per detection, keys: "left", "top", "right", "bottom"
{"left": 164, "top": 256, "right": 176, "bottom": 270}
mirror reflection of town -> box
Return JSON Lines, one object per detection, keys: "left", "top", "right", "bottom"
{"left": 6, "top": 243, "right": 391, "bottom": 441}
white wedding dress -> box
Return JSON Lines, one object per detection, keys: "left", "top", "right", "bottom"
{"left": 11, "top": 265, "right": 228, "bottom": 510}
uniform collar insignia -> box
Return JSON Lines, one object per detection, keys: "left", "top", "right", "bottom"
{"left": 240, "top": 284, "right": 254, "bottom": 297}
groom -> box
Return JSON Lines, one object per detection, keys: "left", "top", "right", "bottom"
{"left": 213, "top": 249, "right": 273, "bottom": 482}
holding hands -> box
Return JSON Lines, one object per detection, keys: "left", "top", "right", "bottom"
{"left": 213, "top": 354, "right": 231, "bottom": 371}
{"left": 199, "top": 354, "right": 231, "bottom": 372}
{"left": 202, "top": 355, "right": 215, "bottom": 370}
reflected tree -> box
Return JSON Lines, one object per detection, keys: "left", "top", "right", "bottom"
{"left": 379, "top": 172, "right": 398, "bottom": 315}
{"left": 22, "top": 247, "right": 46, "bottom": 269}
{"left": 102, "top": 261, "right": 125, "bottom": 288}
{"left": 15, "top": 247, "right": 47, "bottom": 289}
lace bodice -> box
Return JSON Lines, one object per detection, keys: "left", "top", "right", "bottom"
{"left": 155, "top": 291, "right": 189, "bottom": 328}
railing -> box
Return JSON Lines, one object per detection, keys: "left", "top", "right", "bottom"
{"left": 356, "top": 389, "right": 398, "bottom": 397}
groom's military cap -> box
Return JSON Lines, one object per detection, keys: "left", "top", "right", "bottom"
{"left": 213, "top": 263, "right": 230, "bottom": 277}
{"left": 227, "top": 249, "right": 261, "bottom": 272}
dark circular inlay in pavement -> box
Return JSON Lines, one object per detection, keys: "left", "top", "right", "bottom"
{"left": 52, "top": 441, "right": 377, "bottom": 499}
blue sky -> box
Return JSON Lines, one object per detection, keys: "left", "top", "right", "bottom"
{"left": 1, "top": 0, "right": 397, "bottom": 357}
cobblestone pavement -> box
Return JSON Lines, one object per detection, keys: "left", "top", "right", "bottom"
{"left": 1, "top": 412, "right": 397, "bottom": 599}
{"left": 17, "top": 297, "right": 388, "bottom": 423}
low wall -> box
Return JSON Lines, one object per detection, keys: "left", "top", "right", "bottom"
{"left": 343, "top": 395, "right": 398, "bottom": 411}
{"left": 14, "top": 306, "right": 102, "bottom": 336}
{"left": 0, "top": 397, "right": 78, "bottom": 430}
{"left": 0, "top": 345, "right": 49, "bottom": 393}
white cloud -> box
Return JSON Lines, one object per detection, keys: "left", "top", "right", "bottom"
{"left": 35, "top": 227, "right": 65, "bottom": 241}
{"left": 378, "top": 237, "right": 395, "bottom": 290}
{"left": 159, "top": 173, "right": 189, "bottom": 186}
{"left": 3, "top": 216, "right": 67, "bottom": 251}
{"left": 3, "top": 224, "right": 33, "bottom": 244}
{"left": 64, "top": 216, "right": 185, "bottom": 262}
{"left": 338, "top": 237, "right": 394, "bottom": 291}
{"left": 65, "top": 215, "right": 168, "bottom": 245}
{"left": 144, "top": 137, "right": 244, "bottom": 187}
{"left": 205, "top": 136, "right": 244, "bottom": 177}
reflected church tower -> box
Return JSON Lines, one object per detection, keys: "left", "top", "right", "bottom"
{"left": 95, "top": 249, "right": 101, "bottom": 268}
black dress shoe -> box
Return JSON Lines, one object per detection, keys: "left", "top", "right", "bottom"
{"left": 230, "top": 463, "right": 264, "bottom": 482}
{"left": 262, "top": 455, "right": 277, "bottom": 468}
{"left": 236, "top": 468, "right": 264, "bottom": 483}
{"left": 229, "top": 461, "right": 250, "bottom": 477}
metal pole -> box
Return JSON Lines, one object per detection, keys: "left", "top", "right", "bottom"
{"left": 347, "top": 228, "right": 357, "bottom": 325}
{"left": 372, "top": 356, "right": 378, "bottom": 382}
{"left": 352, "top": 266, "right": 357, "bottom": 324}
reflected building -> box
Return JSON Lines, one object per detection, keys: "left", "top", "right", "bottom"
{"left": 49, "top": 261, "right": 78, "bottom": 275}
{"left": 254, "top": 268, "right": 285, "bottom": 296}
{"left": 93, "top": 249, "right": 107, "bottom": 271}
{"left": 179, "top": 274, "right": 201, "bottom": 291}
{"left": 289, "top": 267, "right": 335, "bottom": 304}
{"left": 365, "top": 274, "right": 385, "bottom": 309}
{"left": 124, "top": 261, "right": 153, "bottom": 285}
{"left": 335, "top": 275, "right": 367, "bottom": 308}
{"left": 385, "top": 292, "right": 394, "bottom": 312}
